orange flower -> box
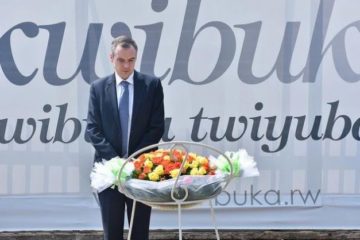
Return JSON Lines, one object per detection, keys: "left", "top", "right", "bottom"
{"left": 138, "top": 172, "right": 147, "bottom": 180}
{"left": 134, "top": 161, "right": 142, "bottom": 171}
{"left": 143, "top": 166, "right": 152, "bottom": 174}
{"left": 152, "top": 157, "right": 163, "bottom": 165}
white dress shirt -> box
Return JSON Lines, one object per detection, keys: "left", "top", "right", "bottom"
{"left": 115, "top": 72, "right": 134, "bottom": 146}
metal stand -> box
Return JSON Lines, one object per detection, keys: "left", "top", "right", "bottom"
{"left": 120, "top": 141, "right": 233, "bottom": 240}
{"left": 127, "top": 200, "right": 137, "bottom": 240}
{"left": 209, "top": 200, "right": 220, "bottom": 240}
{"left": 127, "top": 200, "right": 220, "bottom": 240}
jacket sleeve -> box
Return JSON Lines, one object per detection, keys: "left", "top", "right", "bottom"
{"left": 86, "top": 83, "right": 118, "bottom": 160}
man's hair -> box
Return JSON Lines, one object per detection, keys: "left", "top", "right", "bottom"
{"left": 111, "top": 36, "right": 138, "bottom": 54}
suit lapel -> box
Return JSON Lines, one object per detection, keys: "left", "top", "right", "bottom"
{"left": 131, "top": 71, "right": 146, "bottom": 135}
{"left": 106, "top": 74, "right": 122, "bottom": 132}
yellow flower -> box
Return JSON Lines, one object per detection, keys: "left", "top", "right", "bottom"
{"left": 170, "top": 169, "right": 180, "bottom": 178}
{"left": 144, "top": 159, "right": 153, "bottom": 168}
{"left": 198, "top": 157, "right": 208, "bottom": 165}
{"left": 184, "top": 161, "right": 190, "bottom": 170}
{"left": 189, "top": 153, "right": 197, "bottom": 159}
{"left": 198, "top": 166, "right": 207, "bottom": 175}
{"left": 190, "top": 168, "right": 199, "bottom": 175}
{"left": 163, "top": 155, "right": 170, "bottom": 161}
{"left": 148, "top": 172, "right": 160, "bottom": 181}
{"left": 153, "top": 165, "right": 164, "bottom": 176}
{"left": 190, "top": 159, "right": 199, "bottom": 168}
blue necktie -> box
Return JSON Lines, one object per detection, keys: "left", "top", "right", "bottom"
{"left": 119, "top": 81, "right": 129, "bottom": 157}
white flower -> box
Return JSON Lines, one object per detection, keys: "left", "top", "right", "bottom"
{"left": 90, "top": 161, "right": 117, "bottom": 193}
{"left": 209, "top": 148, "right": 259, "bottom": 178}
{"left": 90, "top": 157, "right": 133, "bottom": 193}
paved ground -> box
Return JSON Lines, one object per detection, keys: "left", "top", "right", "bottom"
{"left": 0, "top": 230, "right": 360, "bottom": 240}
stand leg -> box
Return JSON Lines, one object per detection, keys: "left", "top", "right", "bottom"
{"left": 92, "top": 191, "right": 100, "bottom": 206}
{"left": 127, "top": 200, "right": 137, "bottom": 240}
{"left": 177, "top": 203, "right": 182, "bottom": 240}
{"left": 209, "top": 200, "right": 220, "bottom": 240}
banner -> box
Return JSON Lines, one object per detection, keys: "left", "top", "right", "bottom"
{"left": 1, "top": 0, "right": 359, "bottom": 230}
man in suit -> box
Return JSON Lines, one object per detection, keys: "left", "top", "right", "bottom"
{"left": 86, "top": 36, "right": 165, "bottom": 240}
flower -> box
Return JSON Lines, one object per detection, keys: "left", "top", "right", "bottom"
{"left": 90, "top": 157, "right": 133, "bottom": 191}
{"left": 153, "top": 165, "right": 164, "bottom": 175}
{"left": 170, "top": 169, "right": 180, "bottom": 178}
{"left": 131, "top": 149, "right": 216, "bottom": 181}
{"left": 148, "top": 172, "right": 160, "bottom": 181}
{"left": 209, "top": 148, "right": 259, "bottom": 177}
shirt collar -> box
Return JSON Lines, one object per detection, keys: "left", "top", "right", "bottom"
{"left": 115, "top": 71, "right": 134, "bottom": 86}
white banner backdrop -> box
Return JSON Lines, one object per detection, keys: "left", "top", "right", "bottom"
{"left": 0, "top": 0, "right": 360, "bottom": 230}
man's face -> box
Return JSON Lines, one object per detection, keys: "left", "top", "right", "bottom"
{"left": 110, "top": 45, "right": 137, "bottom": 80}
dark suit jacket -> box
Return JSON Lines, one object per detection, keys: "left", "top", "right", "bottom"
{"left": 86, "top": 71, "right": 165, "bottom": 162}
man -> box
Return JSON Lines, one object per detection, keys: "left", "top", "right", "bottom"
{"left": 86, "top": 36, "right": 165, "bottom": 240}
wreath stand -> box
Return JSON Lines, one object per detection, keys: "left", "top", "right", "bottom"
{"left": 118, "top": 141, "right": 234, "bottom": 240}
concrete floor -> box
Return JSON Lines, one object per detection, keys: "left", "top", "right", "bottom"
{"left": 0, "top": 230, "right": 360, "bottom": 240}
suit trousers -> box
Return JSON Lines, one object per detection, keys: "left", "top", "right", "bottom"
{"left": 98, "top": 187, "right": 152, "bottom": 240}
